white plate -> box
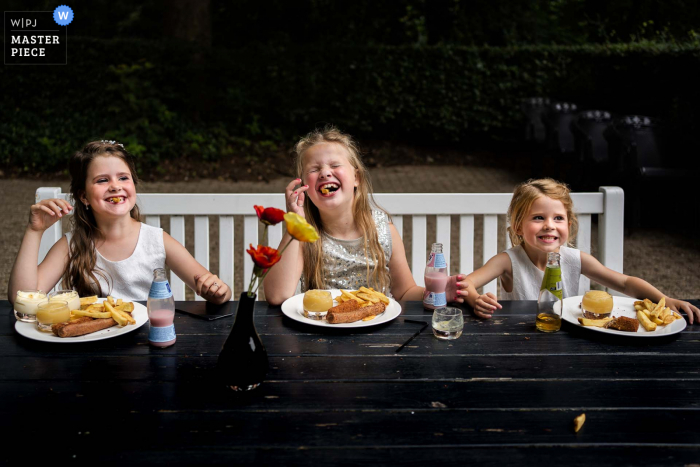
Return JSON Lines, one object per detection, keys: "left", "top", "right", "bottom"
{"left": 15, "top": 298, "right": 148, "bottom": 343}
{"left": 281, "top": 289, "right": 402, "bottom": 328}
{"left": 562, "top": 295, "right": 687, "bottom": 337}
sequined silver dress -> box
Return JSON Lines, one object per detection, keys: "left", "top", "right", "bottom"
{"left": 300, "top": 209, "right": 393, "bottom": 296}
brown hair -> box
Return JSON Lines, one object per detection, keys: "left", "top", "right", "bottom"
{"left": 507, "top": 178, "right": 578, "bottom": 247}
{"left": 62, "top": 141, "right": 141, "bottom": 296}
{"left": 293, "top": 126, "right": 391, "bottom": 293}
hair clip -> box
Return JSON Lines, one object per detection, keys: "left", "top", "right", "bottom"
{"left": 100, "top": 140, "right": 125, "bottom": 149}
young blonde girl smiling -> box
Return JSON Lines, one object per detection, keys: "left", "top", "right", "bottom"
{"left": 264, "top": 126, "right": 469, "bottom": 304}
{"left": 9, "top": 141, "right": 231, "bottom": 303}
{"left": 464, "top": 178, "right": 699, "bottom": 323}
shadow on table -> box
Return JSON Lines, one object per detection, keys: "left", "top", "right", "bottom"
{"left": 562, "top": 320, "right": 683, "bottom": 347}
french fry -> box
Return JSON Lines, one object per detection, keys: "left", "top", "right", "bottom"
{"left": 578, "top": 317, "right": 613, "bottom": 327}
{"left": 357, "top": 292, "right": 380, "bottom": 303}
{"left": 72, "top": 309, "right": 113, "bottom": 319}
{"left": 361, "top": 315, "right": 377, "bottom": 321}
{"left": 651, "top": 316, "right": 664, "bottom": 325}
{"left": 663, "top": 315, "right": 675, "bottom": 325}
{"left": 651, "top": 297, "right": 666, "bottom": 320}
{"left": 105, "top": 301, "right": 129, "bottom": 326}
{"left": 573, "top": 413, "right": 586, "bottom": 433}
{"left": 341, "top": 289, "right": 366, "bottom": 304}
{"left": 80, "top": 295, "right": 98, "bottom": 306}
{"left": 643, "top": 299, "right": 654, "bottom": 311}
{"left": 107, "top": 295, "right": 116, "bottom": 307}
{"left": 86, "top": 303, "right": 105, "bottom": 312}
{"left": 634, "top": 304, "right": 644, "bottom": 312}
{"left": 359, "top": 286, "right": 391, "bottom": 305}
{"left": 116, "top": 298, "right": 123, "bottom": 306}
{"left": 637, "top": 310, "right": 657, "bottom": 331}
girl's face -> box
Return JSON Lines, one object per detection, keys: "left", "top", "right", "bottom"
{"left": 301, "top": 142, "right": 359, "bottom": 212}
{"left": 517, "top": 195, "right": 570, "bottom": 253}
{"left": 82, "top": 155, "right": 137, "bottom": 218}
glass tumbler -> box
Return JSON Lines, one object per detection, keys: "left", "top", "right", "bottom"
{"left": 14, "top": 290, "right": 47, "bottom": 322}
{"left": 432, "top": 306, "right": 464, "bottom": 340}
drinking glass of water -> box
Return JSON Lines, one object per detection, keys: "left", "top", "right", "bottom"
{"left": 432, "top": 307, "right": 464, "bottom": 340}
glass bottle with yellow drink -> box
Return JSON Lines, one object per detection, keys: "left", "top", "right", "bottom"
{"left": 536, "top": 252, "right": 563, "bottom": 332}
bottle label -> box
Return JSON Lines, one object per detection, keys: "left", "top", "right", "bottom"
{"left": 424, "top": 292, "right": 447, "bottom": 307}
{"left": 149, "top": 281, "right": 172, "bottom": 299}
{"left": 541, "top": 267, "right": 563, "bottom": 301}
{"left": 426, "top": 252, "right": 435, "bottom": 267}
{"left": 433, "top": 253, "right": 447, "bottom": 269}
{"left": 149, "top": 324, "right": 176, "bottom": 343}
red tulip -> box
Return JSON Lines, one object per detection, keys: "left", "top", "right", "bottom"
{"left": 254, "top": 205, "right": 286, "bottom": 226}
{"left": 246, "top": 244, "right": 281, "bottom": 270}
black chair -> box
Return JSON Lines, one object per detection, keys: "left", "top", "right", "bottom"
{"left": 570, "top": 110, "right": 614, "bottom": 190}
{"left": 542, "top": 102, "right": 578, "bottom": 154}
{"left": 604, "top": 115, "right": 694, "bottom": 229}
{"left": 520, "top": 97, "right": 550, "bottom": 144}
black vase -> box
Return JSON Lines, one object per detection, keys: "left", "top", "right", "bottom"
{"left": 217, "top": 292, "right": 268, "bottom": 391}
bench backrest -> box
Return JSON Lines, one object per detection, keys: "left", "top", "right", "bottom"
{"left": 36, "top": 187, "right": 624, "bottom": 300}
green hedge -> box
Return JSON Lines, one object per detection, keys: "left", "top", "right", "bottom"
{"left": 2, "top": 38, "right": 699, "bottom": 173}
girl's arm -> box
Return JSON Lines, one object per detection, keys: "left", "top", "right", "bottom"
{"left": 262, "top": 232, "right": 304, "bottom": 305}
{"left": 464, "top": 252, "right": 511, "bottom": 319}
{"left": 8, "top": 198, "right": 73, "bottom": 303}
{"left": 581, "top": 252, "right": 700, "bottom": 324}
{"left": 163, "top": 233, "right": 232, "bottom": 304}
{"left": 386, "top": 224, "right": 423, "bottom": 301}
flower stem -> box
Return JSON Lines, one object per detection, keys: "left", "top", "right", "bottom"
{"left": 253, "top": 237, "right": 295, "bottom": 296}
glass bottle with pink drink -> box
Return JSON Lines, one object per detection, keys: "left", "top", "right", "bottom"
{"left": 147, "top": 268, "right": 176, "bottom": 348}
{"left": 423, "top": 243, "right": 448, "bottom": 310}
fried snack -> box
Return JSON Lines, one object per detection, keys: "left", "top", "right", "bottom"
{"left": 605, "top": 316, "right": 639, "bottom": 332}
{"left": 80, "top": 295, "right": 98, "bottom": 306}
{"left": 637, "top": 310, "right": 657, "bottom": 331}
{"left": 105, "top": 301, "right": 135, "bottom": 326}
{"left": 72, "top": 309, "right": 113, "bottom": 319}
{"left": 52, "top": 317, "right": 117, "bottom": 337}
{"left": 573, "top": 413, "right": 586, "bottom": 433}
{"left": 328, "top": 299, "right": 360, "bottom": 314}
{"left": 340, "top": 289, "right": 367, "bottom": 305}
{"left": 578, "top": 317, "right": 613, "bottom": 327}
{"left": 107, "top": 295, "right": 116, "bottom": 306}
{"left": 651, "top": 297, "right": 666, "bottom": 320}
{"left": 327, "top": 302, "right": 386, "bottom": 324}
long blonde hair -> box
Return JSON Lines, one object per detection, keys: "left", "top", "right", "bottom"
{"left": 62, "top": 141, "right": 142, "bottom": 296}
{"left": 294, "top": 126, "right": 391, "bottom": 293}
{"left": 507, "top": 178, "right": 578, "bottom": 248}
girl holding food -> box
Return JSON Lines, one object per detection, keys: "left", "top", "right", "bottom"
{"left": 462, "top": 178, "right": 700, "bottom": 323}
{"left": 263, "top": 126, "right": 469, "bottom": 305}
{"left": 8, "top": 140, "right": 231, "bottom": 304}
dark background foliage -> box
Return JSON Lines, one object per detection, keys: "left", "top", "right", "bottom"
{"left": 1, "top": 0, "right": 699, "bottom": 175}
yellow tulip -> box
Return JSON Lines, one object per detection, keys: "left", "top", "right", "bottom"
{"left": 284, "top": 212, "right": 319, "bottom": 243}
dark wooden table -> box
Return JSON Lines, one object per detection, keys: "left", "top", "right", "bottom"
{"left": 2, "top": 299, "right": 700, "bottom": 465}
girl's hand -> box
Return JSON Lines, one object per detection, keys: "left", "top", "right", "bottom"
{"left": 285, "top": 178, "right": 309, "bottom": 218}
{"left": 28, "top": 198, "right": 73, "bottom": 232}
{"left": 669, "top": 298, "right": 700, "bottom": 325}
{"left": 446, "top": 274, "right": 469, "bottom": 304}
{"left": 473, "top": 292, "right": 502, "bottom": 319}
{"left": 194, "top": 273, "right": 229, "bottom": 304}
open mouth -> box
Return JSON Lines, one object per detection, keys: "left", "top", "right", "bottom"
{"left": 319, "top": 183, "right": 340, "bottom": 195}
{"left": 538, "top": 235, "right": 559, "bottom": 243}
{"left": 106, "top": 196, "right": 125, "bottom": 204}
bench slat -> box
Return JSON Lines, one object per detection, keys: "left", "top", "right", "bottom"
{"left": 170, "top": 216, "right": 186, "bottom": 300}
{"left": 243, "top": 215, "right": 259, "bottom": 300}
{"left": 219, "top": 216, "right": 235, "bottom": 300}
{"left": 269, "top": 223, "right": 283, "bottom": 250}
{"left": 145, "top": 215, "right": 160, "bottom": 228}
{"left": 412, "top": 216, "right": 427, "bottom": 287}
{"left": 194, "top": 216, "right": 209, "bottom": 302}
{"left": 482, "top": 215, "right": 498, "bottom": 295}
{"left": 392, "top": 215, "right": 403, "bottom": 239}
{"left": 577, "top": 214, "right": 592, "bottom": 295}
{"left": 459, "top": 215, "right": 474, "bottom": 275}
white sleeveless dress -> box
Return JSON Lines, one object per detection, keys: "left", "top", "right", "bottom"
{"left": 66, "top": 223, "right": 166, "bottom": 301}
{"left": 500, "top": 244, "right": 581, "bottom": 300}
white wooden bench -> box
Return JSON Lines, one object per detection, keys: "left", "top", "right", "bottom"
{"left": 36, "top": 187, "right": 624, "bottom": 300}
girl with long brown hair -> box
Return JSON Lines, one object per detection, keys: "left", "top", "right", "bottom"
{"left": 263, "top": 126, "right": 469, "bottom": 305}
{"left": 9, "top": 141, "right": 231, "bottom": 303}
